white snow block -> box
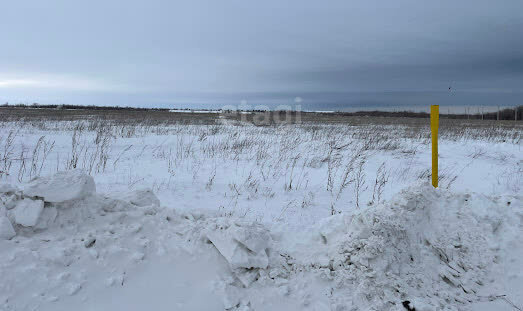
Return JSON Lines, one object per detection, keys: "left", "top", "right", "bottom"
{"left": 207, "top": 222, "right": 271, "bottom": 270}
{"left": 118, "top": 189, "right": 160, "bottom": 207}
{"left": 223, "top": 286, "right": 241, "bottom": 309}
{"left": 0, "top": 214, "right": 16, "bottom": 239}
{"left": 0, "top": 183, "right": 18, "bottom": 194}
{"left": 24, "top": 170, "right": 96, "bottom": 203}
{"left": 12, "top": 198, "right": 44, "bottom": 227}
{"left": 230, "top": 222, "right": 272, "bottom": 254}
{"left": 3, "top": 194, "right": 19, "bottom": 210}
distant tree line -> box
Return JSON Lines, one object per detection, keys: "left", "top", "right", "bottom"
{"left": 2, "top": 103, "right": 521, "bottom": 120}
{"left": 337, "top": 106, "right": 523, "bottom": 120}
{"left": 0, "top": 103, "right": 169, "bottom": 111}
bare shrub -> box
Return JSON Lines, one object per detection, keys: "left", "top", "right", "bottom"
{"left": 369, "top": 162, "right": 390, "bottom": 205}
{"left": 205, "top": 170, "right": 216, "bottom": 191}
{"left": 17, "top": 150, "right": 26, "bottom": 182}
{"left": 29, "top": 136, "right": 55, "bottom": 179}
{"left": 2, "top": 129, "right": 18, "bottom": 175}
{"left": 354, "top": 159, "right": 367, "bottom": 208}
{"left": 67, "top": 127, "right": 83, "bottom": 170}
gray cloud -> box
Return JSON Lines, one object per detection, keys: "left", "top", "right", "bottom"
{"left": 1, "top": 0, "right": 522, "bottom": 109}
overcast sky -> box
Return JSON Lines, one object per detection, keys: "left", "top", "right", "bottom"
{"left": 1, "top": 0, "right": 522, "bottom": 110}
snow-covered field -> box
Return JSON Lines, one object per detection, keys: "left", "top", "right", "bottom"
{"left": 0, "top": 116, "right": 521, "bottom": 310}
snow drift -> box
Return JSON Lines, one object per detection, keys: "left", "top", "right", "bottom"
{"left": 175, "top": 185, "right": 521, "bottom": 310}
{"left": 0, "top": 171, "right": 521, "bottom": 311}
{"left": 268, "top": 185, "right": 521, "bottom": 310}
{"left": 0, "top": 170, "right": 162, "bottom": 239}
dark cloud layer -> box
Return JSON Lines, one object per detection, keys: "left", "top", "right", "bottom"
{"left": 1, "top": 0, "right": 522, "bottom": 109}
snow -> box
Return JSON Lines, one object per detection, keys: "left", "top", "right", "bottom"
{"left": 169, "top": 109, "right": 223, "bottom": 113}
{"left": 0, "top": 119, "right": 521, "bottom": 310}
{"left": 23, "top": 170, "right": 96, "bottom": 203}
{"left": 0, "top": 183, "right": 18, "bottom": 194}
{"left": 113, "top": 188, "right": 160, "bottom": 207}
{"left": 10, "top": 198, "right": 44, "bottom": 227}
{"left": 0, "top": 213, "right": 16, "bottom": 239}
{"left": 273, "top": 185, "right": 521, "bottom": 310}
{"left": 206, "top": 219, "right": 271, "bottom": 270}
{"left": 2, "top": 171, "right": 520, "bottom": 310}
{"left": 34, "top": 206, "right": 58, "bottom": 230}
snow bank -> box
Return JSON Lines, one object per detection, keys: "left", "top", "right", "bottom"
{"left": 261, "top": 184, "right": 522, "bottom": 310}
{"left": 113, "top": 184, "right": 519, "bottom": 310}
{"left": 178, "top": 185, "right": 520, "bottom": 310}
{"left": 0, "top": 170, "right": 521, "bottom": 310}
{"left": 0, "top": 170, "right": 161, "bottom": 240}
{"left": 0, "top": 170, "right": 167, "bottom": 310}
{"left": 0, "top": 171, "right": 94, "bottom": 239}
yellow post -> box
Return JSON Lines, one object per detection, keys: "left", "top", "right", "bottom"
{"left": 430, "top": 105, "right": 439, "bottom": 188}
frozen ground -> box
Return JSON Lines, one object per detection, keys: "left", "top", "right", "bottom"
{"left": 0, "top": 117, "right": 521, "bottom": 310}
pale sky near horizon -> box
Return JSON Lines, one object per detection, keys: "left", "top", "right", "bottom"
{"left": 1, "top": 0, "right": 523, "bottom": 109}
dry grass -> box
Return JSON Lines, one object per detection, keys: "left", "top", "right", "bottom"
{"left": 0, "top": 107, "right": 520, "bottom": 206}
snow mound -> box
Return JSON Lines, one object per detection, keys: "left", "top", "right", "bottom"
{"left": 147, "top": 185, "right": 521, "bottom": 310}
{"left": 1, "top": 171, "right": 520, "bottom": 310}
{"left": 0, "top": 170, "right": 161, "bottom": 240}
{"left": 0, "top": 171, "right": 168, "bottom": 310}
{"left": 266, "top": 185, "right": 522, "bottom": 310}
{"left": 23, "top": 169, "right": 96, "bottom": 203}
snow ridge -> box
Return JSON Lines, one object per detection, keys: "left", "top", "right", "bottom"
{"left": 1, "top": 171, "right": 521, "bottom": 311}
